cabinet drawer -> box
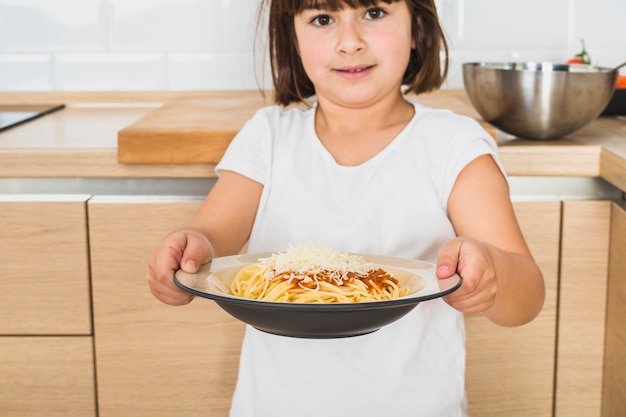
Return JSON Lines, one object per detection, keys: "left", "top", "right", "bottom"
{"left": 0, "top": 336, "right": 96, "bottom": 417}
{"left": 0, "top": 197, "right": 91, "bottom": 334}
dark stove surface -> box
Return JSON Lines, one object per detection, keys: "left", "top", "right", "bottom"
{"left": 0, "top": 104, "right": 65, "bottom": 132}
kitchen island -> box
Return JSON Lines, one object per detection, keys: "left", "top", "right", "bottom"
{"left": 0, "top": 90, "right": 624, "bottom": 417}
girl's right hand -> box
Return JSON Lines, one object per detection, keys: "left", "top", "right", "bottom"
{"left": 147, "top": 229, "right": 213, "bottom": 306}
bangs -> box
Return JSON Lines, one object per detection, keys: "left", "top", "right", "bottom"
{"left": 287, "top": 0, "right": 396, "bottom": 13}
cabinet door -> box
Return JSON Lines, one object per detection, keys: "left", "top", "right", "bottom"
{"left": 465, "top": 201, "right": 561, "bottom": 417}
{"left": 556, "top": 201, "right": 611, "bottom": 417}
{"left": 0, "top": 336, "right": 96, "bottom": 417}
{"left": 0, "top": 196, "right": 91, "bottom": 334}
{"left": 603, "top": 202, "right": 626, "bottom": 417}
{"left": 88, "top": 197, "right": 245, "bottom": 417}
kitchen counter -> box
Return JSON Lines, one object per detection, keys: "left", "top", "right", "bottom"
{"left": 1, "top": 92, "right": 625, "bottom": 417}
{"left": 0, "top": 91, "right": 625, "bottom": 194}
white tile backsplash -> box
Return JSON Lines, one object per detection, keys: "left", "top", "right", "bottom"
{"left": 570, "top": 0, "right": 626, "bottom": 49}
{"left": 459, "top": 0, "right": 570, "bottom": 49}
{"left": 168, "top": 52, "right": 263, "bottom": 90}
{"left": 108, "top": 0, "right": 223, "bottom": 51}
{"left": 0, "top": 0, "right": 625, "bottom": 91}
{"left": 0, "top": 0, "right": 107, "bottom": 52}
{"left": 55, "top": 53, "right": 167, "bottom": 91}
{"left": 222, "top": 0, "right": 263, "bottom": 51}
{"left": 0, "top": 54, "right": 54, "bottom": 91}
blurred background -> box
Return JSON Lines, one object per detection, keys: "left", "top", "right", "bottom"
{"left": 1, "top": 0, "right": 625, "bottom": 92}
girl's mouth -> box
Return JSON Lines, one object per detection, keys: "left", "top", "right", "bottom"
{"left": 334, "top": 65, "right": 375, "bottom": 79}
{"left": 337, "top": 65, "right": 374, "bottom": 72}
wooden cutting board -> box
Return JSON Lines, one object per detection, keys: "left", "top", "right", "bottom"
{"left": 117, "top": 90, "right": 495, "bottom": 164}
{"left": 117, "top": 92, "right": 271, "bottom": 164}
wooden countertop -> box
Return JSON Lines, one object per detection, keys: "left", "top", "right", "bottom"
{"left": 0, "top": 91, "right": 625, "bottom": 193}
{"left": 115, "top": 90, "right": 498, "bottom": 164}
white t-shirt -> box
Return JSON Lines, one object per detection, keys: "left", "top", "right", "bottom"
{"left": 215, "top": 100, "right": 502, "bottom": 417}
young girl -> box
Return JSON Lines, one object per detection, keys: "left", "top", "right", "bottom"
{"left": 147, "top": 0, "right": 545, "bottom": 415}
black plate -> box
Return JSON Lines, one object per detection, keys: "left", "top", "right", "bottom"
{"left": 174, "top": 253, "right": 461, "bottom": 338}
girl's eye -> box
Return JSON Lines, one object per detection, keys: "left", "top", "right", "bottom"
{"left": 364, "top": 7, "right": 386, "bottom": 20}
{"left": 311, "top": 14, "right": 333, "bottom": 26}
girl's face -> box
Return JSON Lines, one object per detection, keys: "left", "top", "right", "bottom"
{"left": 293, "top": 1, "right": 414, "bottom": 108}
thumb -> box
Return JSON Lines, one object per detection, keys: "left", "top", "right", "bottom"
{"left": 180, "top": 231, "right": 213, "bottom": 273}
{"left": 180, "top": 258, "right": 200, "bottom": 274}
{"left": 436, "top": 238, "right": 462, "bottom": 279}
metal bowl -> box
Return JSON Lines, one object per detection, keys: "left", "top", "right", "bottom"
{"left": 463, "top": 62, "right": 618, "bottom": 140}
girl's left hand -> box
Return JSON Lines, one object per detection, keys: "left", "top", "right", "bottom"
{"left": 435, "top": 237, "right": 498, "bottom": 314}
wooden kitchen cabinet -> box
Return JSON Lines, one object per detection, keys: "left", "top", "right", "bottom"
{"left": 0, "top": 196, "right": 95, "bottom": 417}
{"left": 556, "top": 201, "right": 611, "bottom": 417}
{"left": 602, "top": 202, "right": 626, "bottom": 417}
{"left": 465, "top": 201, "right": 561, "bottom": 417}
{"left": 0, "top": 336, "right": 96, "bottom": 417}
{"left": 89, "top": 197, "right": 569, "bottom": 417}
{"left": 88, "top": 197, "right": 245, "bottom": 417}
{"left": 0, "top": 196, "right": 92, "bottom": 334}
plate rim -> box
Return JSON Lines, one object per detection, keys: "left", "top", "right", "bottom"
{"left": 174, "top": 253, "right": 462, "bottom": 311}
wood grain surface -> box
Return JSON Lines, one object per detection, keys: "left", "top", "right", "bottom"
{"left": 556, "top": 201, "right": 611, "bottom": 417}
{"left": 465, "top": 201, "right": 561, "bottom": 417}
{"left": 0, "top": 336, "right": 96, "bottom": 417}
{"left": 86, "top": 198, "right": 562, "bottom": 417}
{"left": 0, "top": 91, "right": 624, "bottom": 188}
{"left": 117, "top": 90, "right": 497, "bottom": 164}
{"left": 117, "top": 92, "right": 271, "bottom": 164}
{"left": 88, "top": 198, "right": 245, "bottom": 417}
{"left": 602, "top": 202, "right": 626, "bottom": 417}
{"left": 0, "top": 197, "right": 92, "bottom": 334}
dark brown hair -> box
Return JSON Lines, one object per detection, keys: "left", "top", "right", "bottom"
{"left": 259, "top": 0, "right": 449, "bottom": 106}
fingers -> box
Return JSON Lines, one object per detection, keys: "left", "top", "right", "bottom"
{"left": 437, "top": 238, "right": 497, "bottom": 314}
{"left": 444, "top": 286, "right": 495, "bottom": 314}
{"left": 147, "top": 262, "right": 194, "bottom": 306}
{"left": 436, "top": 238, "right": 462, "bottom": 279}
{"left": 147, "top": 229, "right": 213, "bottom": 306}
{"left": 148, "top": 251, "right": 193, "bottom": 306}
{"left": 180, "top": 231, "right": 213, "bottom": 273}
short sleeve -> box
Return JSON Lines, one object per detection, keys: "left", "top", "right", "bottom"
{"left": 435, "top": 114, "right": 505, "bottom": 207}
{"left": 214, "top": 106, "right": 276, "bottom": 185}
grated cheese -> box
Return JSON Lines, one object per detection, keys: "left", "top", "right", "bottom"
{"left": 257, "top": 243, "right": 373, "bottom": 284}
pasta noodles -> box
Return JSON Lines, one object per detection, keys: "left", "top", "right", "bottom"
{"left": 230, "top": 244, "right": 412, "bottom": 303}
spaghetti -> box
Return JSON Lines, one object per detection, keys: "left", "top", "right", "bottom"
{"left": 230, "top": 243, "right": 412, "bottom": 303}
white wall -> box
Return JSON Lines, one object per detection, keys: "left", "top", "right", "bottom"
{"left": 1, "top": 0, "right": 625, "bottom": 92}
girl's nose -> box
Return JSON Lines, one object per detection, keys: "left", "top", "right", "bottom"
{"left": 336, "top": 20, "right": 365, "bottom": 54}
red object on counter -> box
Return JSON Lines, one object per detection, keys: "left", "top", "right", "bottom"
{"left": 567, "top": 39, "right": 591, "bottom": 65}
{"left": 566, "top": 57, "right": 586, "bottom": 65}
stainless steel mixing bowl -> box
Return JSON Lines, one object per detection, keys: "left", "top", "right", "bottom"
{"left": 462, "top": 62, "right": 618, "bottom": 140}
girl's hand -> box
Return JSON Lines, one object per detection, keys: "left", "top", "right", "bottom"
{"left": 435, "top": 237, "right": 498, "bottom": 314}
{"left": 147, "top": 228, "right": 213, "bottom": 306}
